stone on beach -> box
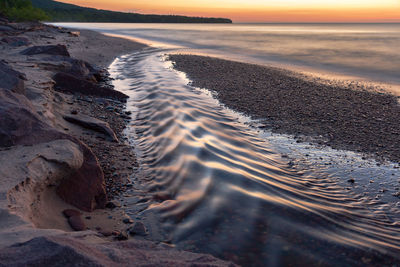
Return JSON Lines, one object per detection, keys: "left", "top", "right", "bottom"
{"left": 67, "top": 215, "right": 86, "bottom": 231}
{"left": 128, "top": 222, "right": 147, "bottom": 236}
{"left": 66, "top": 58, "right": 102, "bottom": 82}
{"left": 105, "top": 200, "right": 121, "bottom": 209}
{"left": 0, "top": 88, "right": 106, "bottom": 212}
{"left": 0, "top": 25, "right": 15, "bottom": 33}
{"left": 115, "top": 231, "right": 129, "bottom": 241}
{"left": 63, "top": 114, "right": 119, "bottom": 142}
{"left": 1, "top": 36, "right": 30, "bottom": 46}
{"left": 21, "top": 44, "right": 70, "bottom": 57}
{"left": 1, "top": 139, "right": 84, "bottom": 231}
{"left": 62, "top": 209, "right": 82, "bottom": 218}
{"left": 0, "top": 61, "right": 26, "bottom": 95}
{"left": 0, "top": 89, "right": 58, "bottom": 147}
{"left": 41, "top": 56, "right": 104, "bottom": 82}
{"left": 53, "top": 72, "right": 128, "bottom": 101}
{"left": 56, "top": 141, "right": 107, "bottom": 212}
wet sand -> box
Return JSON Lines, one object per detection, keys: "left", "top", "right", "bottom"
{"left": 169, "top": 54, "right": 400, "bottom": 164}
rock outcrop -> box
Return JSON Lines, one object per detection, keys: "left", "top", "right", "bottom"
{"left": 53, "top": 72, "right": 128, "bottom": 101}
{"left": 56, "top": 141, "right": 107, "bottom": 212}
{"left": 0, "top": 88, "right": 106, "bottom": 211}
{"left": 64, "top": 114, "right": 119, "bottom": 142}
{"left": 40, "top": 56, "right": 104, "bottom": 83}
{"left": 0, "top": 88, "right": 63, "bottom": 146}
{"left": 0, "top": 235, "right": 234, "bottom": 266}
{"left": 21, "top": 44, "right": 70, "bottom": 57}
{"left": 1, "top": 36, "right": 30, "bottom": 46}
{"left": 2, "top": 139, "right": 84, "bottom": 225}
{"left": 0, "top": 61, "right": 26, "bottom": 95}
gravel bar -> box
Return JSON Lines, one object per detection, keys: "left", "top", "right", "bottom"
{"left": 169, "top": 54, "right": 400, "bottom": 163}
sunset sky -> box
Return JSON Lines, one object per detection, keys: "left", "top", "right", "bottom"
{"left": 58, "top": 0, "right": 400, "bottom": 22}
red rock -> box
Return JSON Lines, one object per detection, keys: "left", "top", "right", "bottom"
{"left": 68, "top": 215, "right": 86, "bottom": 231}
{"left": 62, "top": 209, "right": 81, "bottom": 218}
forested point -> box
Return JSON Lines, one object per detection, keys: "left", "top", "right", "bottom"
{"left": 0, "top": 0, "right": 49, "bottom": 21}
{"left": 31, "top": 0, "right": 232, "bottom": 23}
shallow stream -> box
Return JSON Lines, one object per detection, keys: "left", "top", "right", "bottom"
{"left": 109, "top": 48, "right": 400, "bottom": 266}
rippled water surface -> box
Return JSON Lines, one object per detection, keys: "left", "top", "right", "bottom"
{"left": 56, "top": 22, "right": 400, "bottom": 84}
{"left": 108, "top": 49, "right": 400, "bottom": 266}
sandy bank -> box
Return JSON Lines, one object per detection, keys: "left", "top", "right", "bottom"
{"left": 169, "top": 54, "right": 400, "bottom": 164}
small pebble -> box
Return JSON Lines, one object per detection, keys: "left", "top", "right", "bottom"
{"left": 115, "top": 231, "right": 129, "bottom": 241}
{"left": 62, "top": 209, "right": 81, "bottom": 218}
{"left": 129, "top": 222, "right": 147, "bottom": 236}
{"left": 123, "top": 218, "right": 134, "bottom": 224}
{"left": 68, "top": 215, "right": 86, "bottom": 231}
{"left": 106, "top": 200, "right": 121, "bottom": 209}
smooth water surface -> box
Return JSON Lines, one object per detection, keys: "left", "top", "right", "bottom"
{"left": 56, "top": 22, "right": 400, "bottom": 84}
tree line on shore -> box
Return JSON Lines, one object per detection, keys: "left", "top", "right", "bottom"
{"left": 0, "top": 0, "right": 232, "bottom": 23}
{"left": 0, "top": 0, "right": 48, "bottom": 21}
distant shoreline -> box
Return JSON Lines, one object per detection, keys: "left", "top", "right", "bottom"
{"left": 32, "top": 0, "right": 232, "bottom": 24}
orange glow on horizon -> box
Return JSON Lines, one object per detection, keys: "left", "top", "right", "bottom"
{"left": 57, "top": 0, "right": 400, "bottom": 22}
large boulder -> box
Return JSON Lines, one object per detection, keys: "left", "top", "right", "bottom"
{"left": 53, "top": 72, "right": 128, "bottom": 101}
{"left": 0, "top": 88, "right": 64, "bottom": 146}
{"left": 21, "top": 44, "right": 70, "bottom": 57}
{"left": 65, "top": 58, "right": 101, "bottom": 81}
{"left": 0, "top": 235, "right": 235, "bottom": 266}
{"left": 42, "top": 56, "right": 104, "bottom": 82}
{"left": 0, "top": 89, "right": 106, "bottom": 211}
{"left": 1, "top": 139, "right": 85, "bottom": 226}
{"left": 0, "top": 61, "right": 26, "bottom": 95}
{"left": 64, "top": 114, "right": 119, "bottom": 142}
{"left": 56, "top": 140, "right": 107, "bottom": 211}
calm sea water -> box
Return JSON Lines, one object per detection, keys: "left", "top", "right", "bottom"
{"left": 56, "top": 23, "right": 400, "bottom": 84}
